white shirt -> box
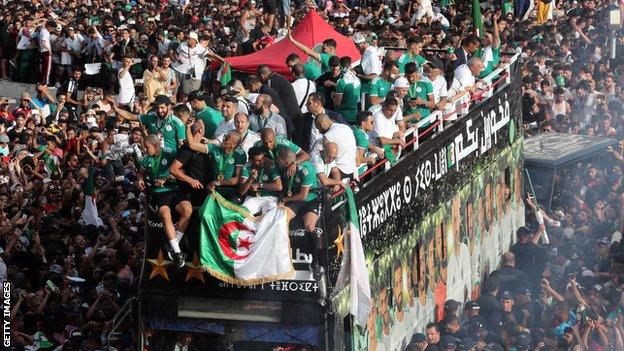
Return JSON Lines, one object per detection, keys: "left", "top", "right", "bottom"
{"left": 39, "top": 28, "right": 51, "bottom": 53}
{"left": 322, "top": 123, "right": 357, "bottom": 175}
{"left": 310, "top": 153, "right": 336, "bottom": 177}
{"left": 172, "top": 42, "right": 208, "bottom": 75}
{"left": 214, "top": 117, "right": 236, "bottom": 140}
{"left": 361, "top": 45, "right": 383, "bottom": 76}
{"left": 291, "top": 77, "right": 316, "bottom": 114}
{"left": 430, "top": 74, "right": 448, "bottom": 103}
{"left": 239, "top": 130, "right": 261, "bottom": 153}
{"left": 64, "top": 34, "right": 84, "bottom": 53}
{"left": 449, "top": 64, "right": 476, "bottom": 96}
{"left": 371, "top": 108, "right": 398, "bottom": 146}
{"left": 157, "top": 38, "right": 172, "bottom": 56}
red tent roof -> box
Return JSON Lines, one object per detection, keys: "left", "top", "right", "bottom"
{"left": 221, "top": 11, "right": 361, "bottom": 78}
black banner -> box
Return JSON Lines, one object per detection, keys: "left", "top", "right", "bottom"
{"left": 341, "top": 62, "right": 522, "bottom": 263}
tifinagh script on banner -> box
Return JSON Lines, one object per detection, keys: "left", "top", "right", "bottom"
{"left": 358, "top": 93, "right": 512, "bottom": 238}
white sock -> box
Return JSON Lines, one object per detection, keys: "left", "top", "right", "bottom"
{"left": 176, "top": 230, "right": 185, "bottom": 242}
{"left": 169, "top": 239, "right": 181, "bottom": 253}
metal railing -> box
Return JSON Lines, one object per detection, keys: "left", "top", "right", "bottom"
{"left": 331, "top": 52, "right": 520, "bottom": 205}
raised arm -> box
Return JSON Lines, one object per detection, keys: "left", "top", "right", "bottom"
{"left": 288, "top": 33, "right": 320, "bottom": 62}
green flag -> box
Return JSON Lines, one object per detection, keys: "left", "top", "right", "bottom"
{"left": 198, "top": 193, "right": 293, "bottom": 285}
{"left": 217, "top": 62, "right": 232, "bottom": 86}
{"left": 472, "top": 0, "right": 484, "bottom": 38}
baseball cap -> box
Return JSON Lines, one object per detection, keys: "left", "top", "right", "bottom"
{"left": 468, "top": 316, "right": 486, "bottom": 333}
{"left": 49, "top": 264, "right": 62, "bottom": 274}
{"left": 459, "top": 338, "right": 477, "bottom": 351}
{"left": 439, "top": 335, "right": 457, "bottom": 349}
{"left": 516, "top": 332, "right": 532, "bottom": 350}
{"left": 0, "top": 134, "right": 9, "bottom": 143}
{"left": 501, "top": 290, "right": 514, "bottom": 300}
{"left": 392, "top": 77, "right": 410, "bottom": 89}
{"left": 427, "top": 58, "right": 444, "bottom": 70}
{"left": 220, "top": 85, "right": 239, "bottom": 97}
{"left": 152, "top": 95, "right": 172, "bottom": 106}
{"left": 188, "top": 31, "right": 199, "bottom": 41}
{"left": 410, "top": 333, "right": 426, "bottom": 343}
{"left": 464, "top": 301, "right": 480, "bottom": 311}
{"left": 20, "top": 92, "right": 31, "bottom": 100}
{"left": 353, "top": 32, "right": 366, "bottom": 44}
{"left": 188, "top": 90, "right": 207, "bottom": 102}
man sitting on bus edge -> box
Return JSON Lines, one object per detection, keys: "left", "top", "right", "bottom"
{"left": 276, "top": 148, "right": 324, "bottom": 271}
{"left": 352, "top": 111, "right": 384, "bottom": 171}
{"left": 137, "top": 134, "right": 192, "bottom": 268}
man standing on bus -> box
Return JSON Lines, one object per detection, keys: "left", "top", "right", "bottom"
{"left": 137, "top": 134, "right": 192, "bottom": 268}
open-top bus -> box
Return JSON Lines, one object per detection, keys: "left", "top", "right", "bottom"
{"left": 113, "top": 53, "right": 525, "bottom": 351}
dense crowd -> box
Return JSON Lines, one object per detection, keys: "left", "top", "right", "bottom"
{"left": 0, "top": 0, "right": 623, "bottom": 349}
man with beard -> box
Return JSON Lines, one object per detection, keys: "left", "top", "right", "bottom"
{"left": 110, "top": 95, "right": 186, "bottom": 157}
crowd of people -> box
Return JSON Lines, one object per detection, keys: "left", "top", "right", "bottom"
{"left": 0, "top": 0, "right": 622, "bottom": 348}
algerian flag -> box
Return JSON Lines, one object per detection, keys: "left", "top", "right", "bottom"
{"left": 79, "top": 167, "right": 103, "bottom": 227}
{"left": 345, "top": 187, "right": 372, "bottom": 327}
{"left": 472, "top": 0, "right": 484, "bottom": 38}
{"left": 217, "top": 62, "right": 232, "bottom": 86}
{"left": 198, "top": 192, "right": 294, "bottom": 285}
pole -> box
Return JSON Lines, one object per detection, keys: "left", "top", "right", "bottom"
{"left": 524, "top": 169, "right": 550, "bottom": 244}
{"left": 611, "top": 30, "right": 617, "bottom": 60}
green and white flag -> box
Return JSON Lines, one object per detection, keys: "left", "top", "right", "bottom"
{"left": 198, "top": 192, "right": 293, "bottom": 285}
{"left": 345, "top": 187, "right": 371, "bottom": 327}
{"left": 217, "top": 62, "right": 232, "bottom": 86}
{"left": 79, "top": 167, "right": 103, "bottom": 227}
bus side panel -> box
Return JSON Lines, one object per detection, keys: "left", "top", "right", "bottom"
{"left": 326, "top": 61, "right": 524, "bottom": 351}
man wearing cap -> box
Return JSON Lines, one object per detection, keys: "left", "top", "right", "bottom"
{"left": 354, "top": 32, "right": 382, "bottom": 78}
{"left": 0, "top": 134, "right": 9, "bottom": 156}
{"left": 426, "top": 59, "right": 449, "bottom": 110}
{"left": 171, "top": 32, "right": 221, "bottom": 100}
{"left": 398, "top": 36, "right": 428, "bottom": 75}
{"left": 110, "top": 94, "right": 186, "bottom": 157}
{"left": 407, "top": 333, "right": 428, "bottom": 351}
{"left": 188, "top": 90, "right": 223, "bottom": 139}
{"left": 461, "top": 301, "right": 481, "bottom": 328}
{"left": 61, "top": 26, "right": 85, "bottom": 71}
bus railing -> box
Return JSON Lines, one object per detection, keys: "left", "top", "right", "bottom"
{"left": 331, "top": 53, "right": 520, "bottom": 207}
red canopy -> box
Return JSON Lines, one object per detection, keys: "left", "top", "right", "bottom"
{"left": 221, "top": 11, "right": 361, "bottom": 79}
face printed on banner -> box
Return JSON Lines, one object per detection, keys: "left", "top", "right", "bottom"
{"left": 379, "top": 287, "right": 391, "bottom": 336}
{"left": 392, "top": 262, "right": 404, "bottom": 322}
